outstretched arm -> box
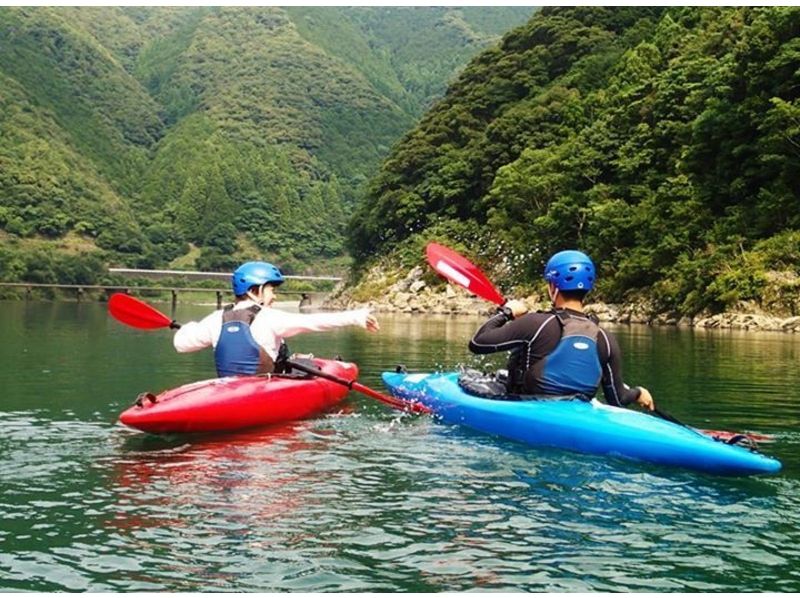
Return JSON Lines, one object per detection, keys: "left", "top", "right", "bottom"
{"left": 269, "top": 307, "right": 376, "bottom": 339}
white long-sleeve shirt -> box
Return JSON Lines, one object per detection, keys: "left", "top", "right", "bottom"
{"left": 173, "top": 300, "right": 371, "bottom": 360}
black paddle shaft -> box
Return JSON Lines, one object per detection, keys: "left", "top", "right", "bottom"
{"left": 284, "top": 358, "right": 352, "bottom": 388}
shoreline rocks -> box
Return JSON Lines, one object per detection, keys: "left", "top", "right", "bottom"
{"left": 324, "top": 263, "right": 491, "bottom": 316}
{"left": 325, "top": 265, "right": 800, "bottom": 333}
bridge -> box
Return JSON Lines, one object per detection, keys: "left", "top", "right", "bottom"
{"left": 107, "top": 267, "right": 341, "bottom": 309}
{"left": 107, "top": 268, "right": 342, "bottom": 282}
{"left": 0, "top": 267, "right": 342, "bottom": 309}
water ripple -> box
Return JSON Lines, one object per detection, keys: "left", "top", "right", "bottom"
{"left": 1, "top": 308, "right": 800, "bottom": 591}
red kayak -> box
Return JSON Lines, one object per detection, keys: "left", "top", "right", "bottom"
{"left": 119, "top": 358, "right": 358, "bottom": 434}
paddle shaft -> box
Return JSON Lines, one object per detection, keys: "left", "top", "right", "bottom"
{"left": 654, "top": 407, "right": 683, "bottom": 426}
{"left": 654, "top": 406, "right": 708, "bottom": 436}
{"left": 284, "top": 359, "right": 430, "bottom": 414}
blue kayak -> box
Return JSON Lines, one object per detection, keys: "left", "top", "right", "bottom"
{"left": 381, "top": 371, "right": 781, "bottom": 476}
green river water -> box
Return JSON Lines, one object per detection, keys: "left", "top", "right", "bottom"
{"left": 0, "top": 300, "right": 798, "bottom": 591}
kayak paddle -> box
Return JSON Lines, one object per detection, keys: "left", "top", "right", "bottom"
{"left": 107, "top": 293, "right": 429, "bottom": 414}
{"left": 426, "top": 242, "right": 506, "bottom": 305}
{"left": 423, "top": 243, "right": 773, "bottom": 446}
{"left": 108, "top": 293, "right": 181, "bottom": 329}
{"left": 655, "top": 406, "right": 773, "bottom": 444}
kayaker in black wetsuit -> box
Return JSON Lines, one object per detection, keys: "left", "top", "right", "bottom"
{"left": 468, "top": 250, "right": 655, "bottom": 411}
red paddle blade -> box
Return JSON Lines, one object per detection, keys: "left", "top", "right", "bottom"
{"left": 699, "top": 429, "right": 775, "bottom": 444}
{"left": 108, "top": 293, "right": 173, "bottom": 329}
{"left": 425, "top": 242, "right": 506, "bottom": 306}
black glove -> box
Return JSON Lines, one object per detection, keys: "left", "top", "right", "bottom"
{"left": 496, "top": 305, "right": 515, "bottom": 321}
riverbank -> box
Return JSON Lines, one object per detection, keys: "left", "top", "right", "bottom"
{"left": 325, "top": 264, "right": 800, "bottom": 333}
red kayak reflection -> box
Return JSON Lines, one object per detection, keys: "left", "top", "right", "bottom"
{"left": 108, "top": 409, "right": 354, "bottom": 535}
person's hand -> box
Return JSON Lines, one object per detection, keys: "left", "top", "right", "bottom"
{"left": 635, "top": 387, "right": 654, "bottom": 411}
{"left": 504, "top": 299, "right": 529, "bottom": 318}
{"left": 365, "top": 313, "right": 380, "bottom": 332}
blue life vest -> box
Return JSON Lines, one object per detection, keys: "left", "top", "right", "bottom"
{"left": 537, "top": 313, "right": 602, "bottom": 397}
{"left": 214, "top": 304, "right": 263, "bottom": 377}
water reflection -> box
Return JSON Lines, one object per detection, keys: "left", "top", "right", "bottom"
{"left": 108, "top": 422, "right": 334, "bottom": 590}
{"left": 614, "top": 324, "right": 800, "bottom": 437}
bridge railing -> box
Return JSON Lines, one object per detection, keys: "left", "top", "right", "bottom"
{"left": 0, "top": 282, "right": 329, "bottom": 309}
{"left": 0, "top": 267, "right": 340, "bottom": 309}
{"left": 107, "top": 268, "right": 342, "bottom": 282}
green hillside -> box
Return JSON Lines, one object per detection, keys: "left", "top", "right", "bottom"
{"left": 0, "top": 6, "right": 159, "bottom": 279}
{"left": 349, "top": 7, "right": 800, "bottom": 316}
{"left": 0, "top": 6, "right": 533, "bottom": 287}
{"left": 287, "top": 6, "right": 534, "bottom": 117}
{"left": 133, "top": 7, "right": 415, "bottom": 271}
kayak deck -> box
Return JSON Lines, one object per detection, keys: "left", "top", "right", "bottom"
{"left": 382, "top": 371, "right": 781, "bottom": 476}
{"left": 120, "top": 359, "right": 357, "bottom": 434}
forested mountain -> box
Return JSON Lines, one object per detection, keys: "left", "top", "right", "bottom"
{"left": 0, "top": 6, "right": 533, "bottom": 285}
{"left": 349, "top": 7, "right": 800, "bottom": 316}
{"left": 286, "top": 7, "right": 537, "bottom": 118}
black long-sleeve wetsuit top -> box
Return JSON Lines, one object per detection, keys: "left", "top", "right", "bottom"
{"left": 468, "top": 308, "right": 642, "bottom": 406}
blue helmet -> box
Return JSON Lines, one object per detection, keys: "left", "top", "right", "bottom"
{"left": 543, "top": 250, "right": 595, "bottom": 291}
{"left": 232, "top": 261, "right": 284, "bottom": 296}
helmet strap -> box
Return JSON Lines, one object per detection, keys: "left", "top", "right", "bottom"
{"left": 246, "top": 286, "right": 264, "bottom": 306}
{"left": 548, "top": 283, "right": 559, "bottom": 306}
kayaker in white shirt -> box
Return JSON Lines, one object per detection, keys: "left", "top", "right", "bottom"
{"left": 173, "top": 261, "right": 379, "bottom": 376}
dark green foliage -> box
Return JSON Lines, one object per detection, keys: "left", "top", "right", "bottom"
{"left": 0, "top": 244, "right": 105, "bottom": 285}
{"left": 350, "top": 7, "right": 800, "bottom": 315}
{"left": 196, "top": 247, "right": 239, "bottom": 272}
{"left": 287, "top": 7, "right": 535, "bottom": 117}
{"left": 0, "top": 6, "right": 531, "bottom": 285}
{"left": 143, "top": 222, "right": 189, "bottom": 263}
